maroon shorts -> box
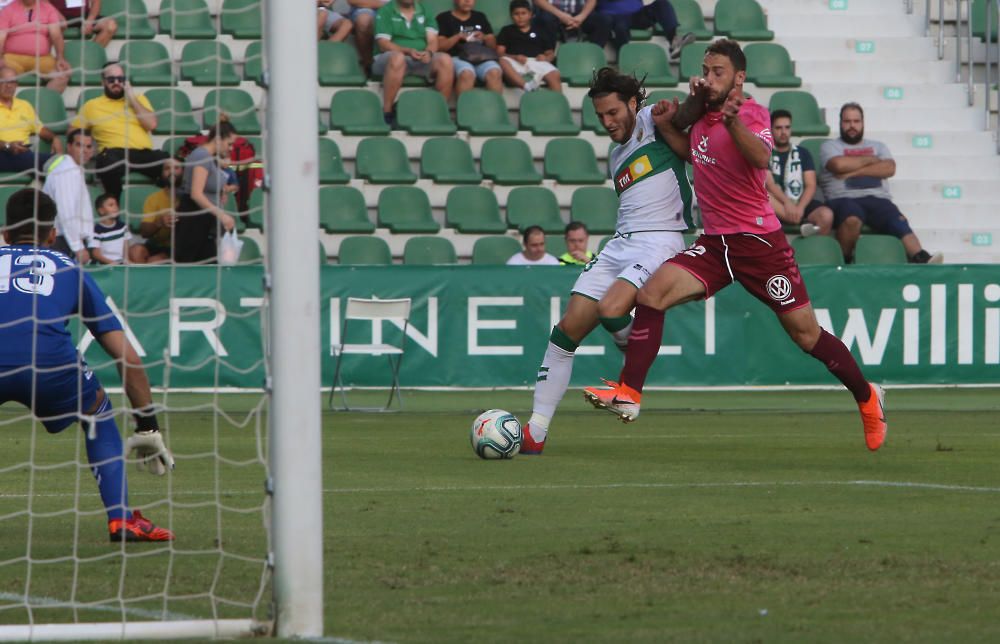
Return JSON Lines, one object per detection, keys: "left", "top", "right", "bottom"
{"left": 669, "top": 230, "right": 811, "bottom": 314}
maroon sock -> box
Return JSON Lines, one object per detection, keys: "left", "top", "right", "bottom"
{"left": 808, "top": 329, "right": 871, "bottom": 402}
{"left": 618, "top": 304, "right": 665, "bottom": 393}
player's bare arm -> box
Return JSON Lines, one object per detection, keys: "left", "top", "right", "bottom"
{"left": 721, "top": 89, "right": 770, "bottom": 169}
{"left": 671, "top": 78, "right": 707, "bottom": 131}
{"left": 651, "top": 99, "right": 691, "bottom": 159}
{"left": 97, "top": 329, "right": 155, "bottom": 413}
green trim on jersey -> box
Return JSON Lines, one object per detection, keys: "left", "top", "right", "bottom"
{"left": 612, "top": 140, "right": 692, "bottom": 229}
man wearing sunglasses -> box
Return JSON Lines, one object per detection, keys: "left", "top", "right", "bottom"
{"left": 71, "top": 63, "right": 168, "bottom": 199}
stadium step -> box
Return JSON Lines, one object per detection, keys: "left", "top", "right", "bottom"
{"left": 778, "top": 36, "right": 937, "bottom": 61}
{"left": 796, "top": 59, "right": 956, "bottom": 84}
{"left": 806, "top": 83, "right": 974, "bottom": 110}
{"left": 758, "top": 0, "right": 912, "bottom": 15}
{"left": 892, "top": 155, "right": 1000, "bottom": 181}
{"left": 824, "top": 105, "right": 986, "bottom": 132}
{"left": 767, "top": 12, "right": 925, "bottom": 38}
{"left": 888, "top": 178, "right": 1000, "bottom": 204}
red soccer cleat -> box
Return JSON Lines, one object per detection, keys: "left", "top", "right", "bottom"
{"left": 520, "top": 423, "right": 546, "bottom": 455}
{"left": 582, "top": 379, "right": 641, "bottom": 423}
{"left": 857, "top": 383, "right": 887, "bottom": 451}
{"left": 109, "top": 510, "right": 175, "bottom": 543}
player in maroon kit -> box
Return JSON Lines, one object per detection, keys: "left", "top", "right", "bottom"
{"left": 583, "top": 39, "right": 887, "bottom": 451}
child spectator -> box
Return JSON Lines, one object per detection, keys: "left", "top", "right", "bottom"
{"left": 496, "top": 0, "right": 561, "bottom": 92}
{"left": 90, "top": 193, "right": 130, "bottom": 265}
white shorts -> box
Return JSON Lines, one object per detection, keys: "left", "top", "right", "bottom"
{"left": 571, "top": 231, "right": 687, "bottom": 301}
{"left": 501, "top": 56, "right": 557, "bottom": 79}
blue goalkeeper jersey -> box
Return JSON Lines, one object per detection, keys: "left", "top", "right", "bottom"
{"left": 0, "top": 245, "right": 122, "bottom": 367}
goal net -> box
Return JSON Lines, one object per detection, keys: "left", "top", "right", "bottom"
{"left": 0, "top": 1, "right": 322, "bottom": 640}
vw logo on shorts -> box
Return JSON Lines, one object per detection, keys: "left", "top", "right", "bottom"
{"left": 766, "top": 275, "right": 792, "bottom": 301}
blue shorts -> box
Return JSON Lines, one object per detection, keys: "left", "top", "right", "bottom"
{"left": 0, "top": 363, "right": 103, "bottom": 434}
{"left": 827, "top": 195, "right": 913, "bottom": 238}
{"left": 349, "top": 6, "right": 378, "bottom": 20}
{"left": 453, "top": 58, "right": 501, "bottom": 81}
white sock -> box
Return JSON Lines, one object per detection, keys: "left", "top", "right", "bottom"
{"left": 611, "top": 319, "right": 633, "bottom": 351}
{"left": 529, "top": 342, "right": 575, "bottom": 440}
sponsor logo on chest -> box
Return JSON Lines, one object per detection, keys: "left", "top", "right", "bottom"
{"left": 615, "top": 154, "right": 653, "bottom": 191}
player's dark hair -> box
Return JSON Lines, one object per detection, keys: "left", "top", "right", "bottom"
{"left": 705, "top": 38, "right": 746, "bottom": 72}
{"left": 770, "top": 109, "right": 792, "bottom": 124}
{"left": 207, "top": 113, "right": 238, "bottom": 141}
{"left": 509, "top": 0, "right": 530, "bottom": 13}
{"left": 564, "top": 221, "right": 588, "bottom": 237}
{"left": 95, "top": 193, "right": 117, "bottom": 211}
{"left": 5, "top": 189, "right": 57, "bottom": 243}
{"left": 587, "top": 66, "right": 647, "bottom": 107}
{"left": 839, "top": 102, "right": 864, "bottom": 120}
{"left": 522, "top": 225, "right": 544, "bottom": 245}
{"left": 67, "top": 127, "right": 92, "bottom": 146}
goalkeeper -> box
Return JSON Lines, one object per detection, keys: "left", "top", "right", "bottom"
{"left": 0, "top": 189, "right": 174, "bottom": 542}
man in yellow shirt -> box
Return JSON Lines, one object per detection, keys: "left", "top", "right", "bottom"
{"left": 0, "top": 66, "right": 62, "bottom": 175}
{"left": 130, "top": 157, "right": 181, "bottom": 264}
{"left": 71, "top": 63, "right": 167, "bottom": 199}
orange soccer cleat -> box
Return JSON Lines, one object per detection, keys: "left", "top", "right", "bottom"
{"left": 583, "top": 379, "right": 641, "bottom": 423}
{"left": 857, "top": 383, "right": 887, "bottom": 451}
{"left": 520, "top": 423, "right": 546, "bottom": 455}
{"left": 109, "top": 510, "right": 175, "bottom": 543}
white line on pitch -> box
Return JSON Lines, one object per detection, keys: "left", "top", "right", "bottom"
{"left": 0, "top": 591, "right": 197, "bottom": 622}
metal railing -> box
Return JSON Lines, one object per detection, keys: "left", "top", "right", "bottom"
{"left": 991, "top": 0, "right": 999, "bottom": 152}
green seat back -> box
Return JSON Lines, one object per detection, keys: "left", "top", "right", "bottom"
{"left": 221, "top": 0, "right": 262, "bottom": 39}
{"left": 330, "top": 89, "right": 390, "bottom": 135}
{"left": 519, "top": 91, "right": 580, "bottom": 135}
{"left": 319, "top": 186, "right": 374, "bottom": 233}
{"left": 745, "top": 43, "right": 801, "bottom": 88}
{"left": 798, "top": 138, "right": 828, "bottom": 170}
{"left": 570, "top": 186, "right": 618, "bottom": 234}
{"left": 181, "top": 41, "right": 241, "bottom": 86}
{"left": 671, "top": 0, "right": 712, "bottom": 39}
{"left": 556, "top": 42, "right": 606, "bottom": 87}
{"left": 713, "top": 0, "right": 774, "bottom": 40}
{"left": 238, "top": 236, "right": 262, "bottom": 263}
{"left": 101, "top": 0, "right": 156, "bottom": 38}
{"left": 318, "top": 138, "right": 351, "bottom": 184}
{"left": 456, "top": 89, "right": 516, "bottom": 135}
{"left": 159, "top": 0, "right": 216, "bottom": 38}
{"left": 420, "top": 138, "right": 481, "bottom": 184}
{"left": 396, "top": 89, "right": 457, "bottom": 135}
{"left": 544, "top": 138, "right": 605, "bottom": 184}
{"left": 618, "top": 43, "right": 678, "bottom": 86}
{"left": 506, "top": 186, "right": 564, "bottom": 233}
{"left": 972, "top": 0, "right": 999, "bottom": 40}
{"left": 679, "top": 41, "right": 709, "bottom": 81}
{"left": 768, "top": 91, "right": 830, "bottom": 136}
{"left": 17, "top": 87, "right": 68, "bottom": 134}
{"left": 65, "top": 40, "right": 106, "bottom": 86}
{"left": 472, "top": 235, "right": 521, "bottom": 264}
{"left": 317, "top": 41, "right": 367, "bottom": 86}
{"left": 120, "top": 41, "right": 174, "bottom": 85}
{"left": 481, "top": 138, "right": 542, "bottom": 185}
{"left": 338, "top": 236, "right": 392, "bottom": 265}
{"left": 121, "top": 185, "right": 159, "bottom": 233}
{"left": 403, "top": 236, "right": 457, "bottom": 265}
{"left": 356, "top": 138, "right": 417, "bottom": 184}
{"left": 244, "top": 40, "right": 263, "bottom": 83}
{"left": 477, "top": 0, "right": 511, "bottom": 32}
{"left": 580, "top": 94, "right": 607, "bottom": 134}
{"left": 145, "top": 88, "right": 201, "bottom": 135}
{"left": 854, "top": 235, "right": 908, "bottom": 265}
{"left": 792, "top": 235, "right": 843, "bottom": 266}
{"left": 445, "top": 186, "right": 507, "bottom": 233}
{"left": 377, "top": 186, "right": 440, "bottom": 233}
{"left": 203, "top": 89, "right": 261, "bottom": 134}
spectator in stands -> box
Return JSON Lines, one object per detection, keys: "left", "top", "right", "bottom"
{"left": 373, "top": 0, "right": 454, "bottom": 126}
{"left": 532, "top": 0, "right": 610, "bottom": 48}
{"left": 596, "top": 0, "right": 693, "bottom": 54}
{"left": 42, "top": 127, "right": 94, "bottom": 263}
{"left": 0, "top": 66, "right": 61, "bottom": 175}
{"left": 173, "top": 118, "right": 238, "bottom": 264}
{"left": 89, "top": 193, "right": 130, "bottom": 265}
{"left": 558, "top": 221, "right": 594, "bottom": 265}
{"left": 49, "top": 0, "right": 118, "bottom": 48}
{"left": 507, "top": 225, "right": 560, "bottom": 265}
{"left": 131, "top": 156, "right": 181, "bottom": 264}
{"left": 347, "top": 0, "right": 389, "bottom": 71}
{"left": 0, "top": 0, "right": 71, "bottom": 93}
{"left": 766, "top": 109, "right": 833, "bottom": 238}
{"left": 317, "top": 0, "right": 353, "bottom": 42}
{"left": 72, "top": 63, "right": 167, "bottom": 200}
{"left": 819, "top": 102, "right": 941, "bottom": 264}
{"left": 497, "top": 0, "right": 561, "bottom": 92}
{"left": 436, "top": 0, "right": 503, "bottom": 95}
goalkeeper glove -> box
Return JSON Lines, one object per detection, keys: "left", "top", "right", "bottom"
{"left": 126, "top": 430, "right": 175, "bottom": 476}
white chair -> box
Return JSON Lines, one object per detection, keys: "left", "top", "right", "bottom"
{"left": 329, "top": 297, "right": 412, "bottom": 412}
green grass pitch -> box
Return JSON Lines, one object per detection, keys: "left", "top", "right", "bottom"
{"left": 1, "top": 388, "right": 999, "bottom": 642}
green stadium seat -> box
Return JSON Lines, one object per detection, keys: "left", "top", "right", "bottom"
{"left": 792, "top": 235, "right": 843, "bottom": 266}
{"left": 121, "top": 185, "right": 158, "bottom": 234}
{"left": 545, "top": 233, "right": 566, "bottom": 257}
{"left": 519, "top": 91, "right": 580, "bottom": 135}
{"left": 713, "top": 0, "right": 774, "bottom": 40}
{"left": 457, "top": 89, "right": 516, "bottom": 135}
{"left": 422, "top": 0, "right": 453, "bottom": 18}
{"left": 319, "top": 186, "right": 375, "bottom": 233}
{"left": 768, "top": 91, "right": 830, "bottom": 136}
{"left": 64, "top": 40, "right": 106, "bottom": 86}
{"left": 221, "top": 0, "right": 262, "bottom": 39}
{"left": 472, "top": 235, "right": 521, "bottom": 264}
{"left": 854, "top": 235, "right": 908, "bottom": 265}
{"left": 630, "top": 28, "right": 653, "bottom": 41}
{"left": 480, "top": 138, "right": 542, "bottom": 185}
{"left": 668, "top": 0, "right": 712, "bottom": 40}
{"left": 445, "top": 186, "right": 507, "bottom": 233}
{"left": 317, "top": 111, "right": 328, "bottom": 136}
{"left": 244, "top": 40, "right": 263, "bottom": 84}
{"left": 679, "top": 41, "right": 709, "bottom": 81}
{"left": 161, "top": 136, "right": 188, "bottom": 157}
{"left": 181, "top": 41, "right": 241, "bottom": 86}
{"left": 598, "top": 235, "right": 612, "bottom": 252}
{"left": 355, "top": 138, "right": 417, "bottom": 184}
{"left": 570, "top": 186, "right": 617, "bottom": 234}
{"left": 403, "top": 236, "right": 457, "bottom": 265}
{"left": 318, "top": 138, "right": 351, "bottom": 184}
{"left": 798, "top": 138, "right": 827, "bottom": 169}
{"left": 647, "top": 89, "right": 688, "bottom": 105}
{"left": 477, "top": 0, "right": 510, "bottom": 32}
{"left": 203, "top": 89, "right": 261, "bottom": 134}
{"left": 745, "top": 43, "right": 801, "bottom": 88}
{"left": 120, "top": 41, "right": 173, "bottom": 86}
{"left": 544, "top": 139, "right": 605, "bottom": 184}
{"left": 339, "top": 236, "right": 392, "bottom": 265}
{"left": 421, "top": 138, "right": 481, "bottom": 184}
{"left": 556, "top": 42, "right": 606, "bottom": 87}
{"left": 318, "top": 41, "right": 368, "bottom": 86}
{"left": 246, "top": 190, "right": 264, "bottom": 229}
{"left": 580, "top": 95, "right": 607, "bottom": 134}
{"left": 377, "top": 186, "right": 441, "bottom": 233}
{"left": 972, "top": 0, "right": 999, "bottom": 40}
{"left": 330, "top": 89, "right": 391, "bottom": 135}
{"left": 17, "top": 87, "right": 68, "bottom": 134}
{"left": 159, "top": 0, "right": 217, "bottom": 39}
{"left": 506, "top": 186, "right": 564, "bottom": 233}
{"left": 102, "top": 0, "right": 156, "bottom": 39}
{"left": 145, "top": 88, "right": 201, "bottom": 136}
{"left": 238, "top": 236, "right": 263, "bottom": 263}
{"left": 396, "top": 90, "right": 457, "bottom": 135}
{"left": 618, "top": 43, "right": 678, "bottom": 87}
{"left": 76, "top": 88, "right": 103, "bottom": 113}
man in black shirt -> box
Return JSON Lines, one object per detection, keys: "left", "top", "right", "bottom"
{"left": 496, "top": 0, "right": 562, "bottom": 92}
{"left": 437, "top": 0, "right": 504, "bottom": 94}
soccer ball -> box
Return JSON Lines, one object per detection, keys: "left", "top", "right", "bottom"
{"left": 470, "top": 409, "right": 522, "bottom": 459}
